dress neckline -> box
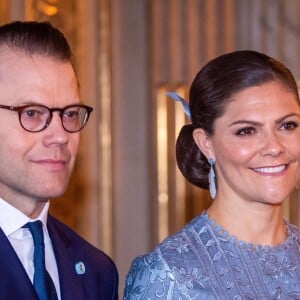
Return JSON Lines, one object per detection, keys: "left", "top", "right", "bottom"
{"left": 201, "top": 211, "right": 295, "bottom": 253}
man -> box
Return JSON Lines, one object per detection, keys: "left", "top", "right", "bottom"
{"left": 0, "top": 21, "right": 118, "bottom": 299}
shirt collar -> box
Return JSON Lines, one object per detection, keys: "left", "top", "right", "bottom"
{"left": 0, "top": 197, "right": 49, "bottom": 236}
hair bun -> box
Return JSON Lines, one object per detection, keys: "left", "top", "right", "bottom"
{"left": 176, "top": 124, "right": 210, "bottom": 189}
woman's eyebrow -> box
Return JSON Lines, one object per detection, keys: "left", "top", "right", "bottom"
{"left": 274, "top": 113, "right": 300, "bottom": 125}
{"left": 229, "top": 113, "right": 300, "bottom": 127}
{"left": 229, "top": 120, "right": 262, "bottom": 127}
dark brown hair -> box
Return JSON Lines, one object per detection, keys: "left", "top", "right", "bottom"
{"left": 176, "top": 50, "right": 299, "bottom": 189}
{"left": 0, "top": 21, "right": 72, "bottom": 62}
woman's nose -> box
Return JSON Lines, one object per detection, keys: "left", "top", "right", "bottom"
{"left": 259, "top": 131, "right": 285, "bottom": 156}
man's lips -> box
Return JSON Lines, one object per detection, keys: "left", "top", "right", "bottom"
{"left": 32, "top": 159, "right": 68, "bottom": 170}
{"left": 252, "top": 164, "right": 287, "bottom": 174}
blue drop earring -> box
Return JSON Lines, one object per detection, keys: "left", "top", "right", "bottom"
{"left": 208, "top": 158, "right": 216, "bottom": 199}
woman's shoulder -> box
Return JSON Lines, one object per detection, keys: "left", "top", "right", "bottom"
{"left": 287, "top": 222, "right": 300, "bottom": 235}
{"left": 285, "top": 222, "right": 300, "bottom": 247}
{"left": 128, "top": 212, "right": 210, "bottom": 273}
{"left": 123, "top": 213, "right": 212, "bottom": 299}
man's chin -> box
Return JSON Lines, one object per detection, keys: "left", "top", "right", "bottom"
{"left": 36, "top": 187, "right": 68, "bottom": 200}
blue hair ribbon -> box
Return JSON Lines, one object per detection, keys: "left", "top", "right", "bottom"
{"left": 166, "top": 92, "right": 191, "bottom": 121}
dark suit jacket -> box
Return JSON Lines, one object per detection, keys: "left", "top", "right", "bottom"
{"left": 0, "top": 215, "right": 118, "bottom": 299}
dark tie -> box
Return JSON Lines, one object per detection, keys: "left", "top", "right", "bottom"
{"left": 24, "top": 221, "right": 58, "bottom": 300}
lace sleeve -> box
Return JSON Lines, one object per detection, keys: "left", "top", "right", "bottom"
{"left": 123, "top": 250, "right": 176, "bottom": 299}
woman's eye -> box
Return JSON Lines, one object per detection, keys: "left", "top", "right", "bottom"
{"left": 235, "top": 127, "right": 256, "bottom": 136}
{"left": 280, "top": 121, "right": 298, "bottom": 130}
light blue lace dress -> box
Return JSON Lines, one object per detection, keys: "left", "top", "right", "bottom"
{"left": 124, "top": 212, "right": 300, "bottom": 299}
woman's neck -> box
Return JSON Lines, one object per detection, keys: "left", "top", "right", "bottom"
{"left": 206, "top": 199, "right": 287, "bottom": 247}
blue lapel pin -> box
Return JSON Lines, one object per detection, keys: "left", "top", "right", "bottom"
{"left": 75, "top": 261, "right": 86, "bottom": 275}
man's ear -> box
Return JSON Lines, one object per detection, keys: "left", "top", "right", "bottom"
{"left": 193, "top": 128, "right": 214, "bottom": 159}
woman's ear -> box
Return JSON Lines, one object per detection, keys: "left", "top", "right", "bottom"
{"left": 193, "top": 128, "right": 214, "bottom": 159}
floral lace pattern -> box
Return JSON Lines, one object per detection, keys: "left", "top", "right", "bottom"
{"left": 123, "top": 213, "right": 300, "bottom": 299}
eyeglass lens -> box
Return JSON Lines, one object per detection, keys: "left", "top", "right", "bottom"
{"left": 20, "top": 105, "right": 90, "bottom": 132}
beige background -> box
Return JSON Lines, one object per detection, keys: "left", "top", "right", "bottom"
{"left": 1, "top": 0, "right": 300, "bottom": 294}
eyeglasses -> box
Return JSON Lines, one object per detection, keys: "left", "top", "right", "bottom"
{"left": 0, "top": 104, "right": 93, "bottom": 133}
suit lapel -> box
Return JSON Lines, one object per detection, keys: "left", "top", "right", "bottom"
{"left": 47, "top": 216, "right": 87, "bottom": 300}
{"left": 0, "top": 227, "right": 38, "bottom": 299}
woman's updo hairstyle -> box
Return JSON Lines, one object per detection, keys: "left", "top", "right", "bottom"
{"left": 176, "top": 50, "right": 299, "bottom": 189}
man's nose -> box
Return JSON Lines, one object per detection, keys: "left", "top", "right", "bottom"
{"left": 42, "top": 113, "right": 69, "bottom": 146}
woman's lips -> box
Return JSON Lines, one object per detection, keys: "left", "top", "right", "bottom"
{"left": 253, "top": 164, "right": 287, "bottom": 174}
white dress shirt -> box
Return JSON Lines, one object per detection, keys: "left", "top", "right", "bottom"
{"left": 0, "top": 198, "right": 61, "bottom": 300}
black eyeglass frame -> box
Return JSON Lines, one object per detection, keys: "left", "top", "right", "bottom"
{"left": 0, "top": 103, "right": 93, "bottom": 133}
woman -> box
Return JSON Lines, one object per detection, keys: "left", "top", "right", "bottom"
{"left": 123, "top": 50, "right": 300, "bottom": 299}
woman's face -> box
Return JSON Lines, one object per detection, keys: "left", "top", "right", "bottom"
{"left": 201, "top": 81, "right": 300, "bottom": 205}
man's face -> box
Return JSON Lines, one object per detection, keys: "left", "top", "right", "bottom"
{"left": 0, "top": 47, "right": 80, "bottom": 216}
